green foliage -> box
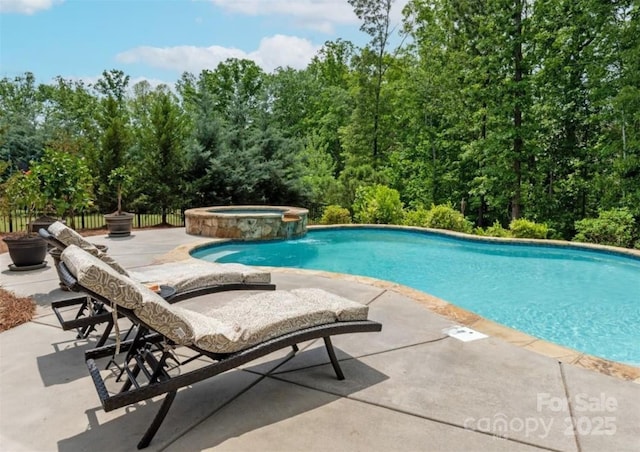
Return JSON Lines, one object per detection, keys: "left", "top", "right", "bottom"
{"left": 108, "top": 166, "right": 133, "bottom": 215}
{"left": 509, "top": 218, "right": 549, "bottom": 239}
{"left": 130, "top": 84, "right": 187, "bottom": 221}
{"left": 95, "top": 70, "right": 132, "bottom": 212}
{"left": 484, "top": 221, "right": 513, "bottom": 238}
{"left": 1, "top": 0, "right": 639, "bottom": 237}
{"left": 0, "top": 170, "right": 44, "bottom": 236}
{"left": 352, "top": 184, "right": 404, "bottom": 224}
{"left": 403, "top": 206, "right": 430, "bottom": 227}
{"left": 299, "top": 133, "right": 341, "bottom": 209}
{"left": 405, "top": 203, "right": 474, "bottom": 234}
{"left": 573, "top": 208, "right": 636, "bottom": 248}
{"left": 319, "top": 205, "right": 352, "bottom": 225}
{"left": 337, "top": 163, "right": 390, "bottom": 208}
{"left": 423, "top": 203, "right": 473, "bottom": 233}
{"left": 0, "top": 73, "right": 46, "bottom": 171}
{"left": 30, "top": 148, "right": 94, "bottom": 219}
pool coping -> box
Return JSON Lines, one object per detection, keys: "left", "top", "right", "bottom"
{"left": 169, "top": 226, "right": 640, "bottom": 383}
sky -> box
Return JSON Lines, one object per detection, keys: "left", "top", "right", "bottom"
{"left": 0, "top": 0, "right": 409, "bottom": 87}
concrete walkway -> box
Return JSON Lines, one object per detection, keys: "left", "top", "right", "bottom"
{"left": 0, "top": 228, "right": 638, "bottom": 451}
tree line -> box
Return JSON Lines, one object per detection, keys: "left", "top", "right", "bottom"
{"left": 1, "top": 0, "right": 638, "bottom": 240}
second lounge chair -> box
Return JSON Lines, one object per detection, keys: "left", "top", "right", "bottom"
{"left": 41, "top": 222, "right": 274, "bottom": 346}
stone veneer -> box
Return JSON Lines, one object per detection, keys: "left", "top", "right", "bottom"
{"left": 184, "top": 205, "right": 308, "bottom": 241}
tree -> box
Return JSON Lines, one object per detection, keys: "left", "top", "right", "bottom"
{"left": 0, "top": 72, "right": 46, "bottom": 172}
{"left": 31, "top": 147, "right": 94, "bottom": 224}
{"left": 401, "top": 0, "right": 535, "bottom": 226}
{"left": 337, "top": 4, "right": 400, "bottom": 204}
{"left": 39, "top": 76, "right": 99, "bottom": 157}
{"left": 131, "top": 84, "right": 187, "bottom": 222}
{"left": 181, "top": 88, "right": 224, "bottom": 207}
{"left": 347, "top": 0, "right": 396, "bottom": 161}
{"left": 93, "top": 70, "right": 131, "bottom": 212}
{"left": 306, "top": 39, "right": 357, "bottom": 173}
{"left": 529, "top": 0, "right": 620, "bottom": 235}
{"left": 199, "top": 59, "right": 265, "bottom": 122}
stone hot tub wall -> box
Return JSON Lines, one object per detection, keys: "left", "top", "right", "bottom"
{"left": 184, "top": 206, "right": 308, "bottom": 241}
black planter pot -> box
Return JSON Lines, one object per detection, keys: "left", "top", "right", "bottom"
{"left": 104, "top": 212, "right": 134, "bottom": 237}
{"left": 48, "top": 247, "right": 67, "bottom": 289}
{"left": 29, "top": 215, "right": 63, "bottom": 234}
{"left": 3, "top": 235, "right": 48, "bottom": 271}
{"left": 30, "top": 215, "right": 64, "bottom": 249}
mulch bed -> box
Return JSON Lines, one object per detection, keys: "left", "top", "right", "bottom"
{"left": 0, "top": 288, "right": 36, "bottom": 332}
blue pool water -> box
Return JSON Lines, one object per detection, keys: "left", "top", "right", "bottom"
{"left": 192, "top": 227, "right": 640, "bottom": 366}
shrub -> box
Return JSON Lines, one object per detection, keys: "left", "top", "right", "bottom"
{"left": 352, "top": 184, "right": 404, "bottom": 224}
{"left": 484, "top": 220, "right": 512, "bottom": 238}
{"left": 319, "top": 205, "right": 352, "bottom": 225}
{"left": 424, "top": 203, "right": 473, "bottom": 233}
{"left": 403, "top": 206, "right": 430, "bottom": 227}
{"left": 573, "top": 208, "right": 636, "bottom": 248}
{"left": 509, "top": 218, "right": 548, "bottom": 239}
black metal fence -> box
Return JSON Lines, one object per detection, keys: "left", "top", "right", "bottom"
{"left": 1, "top": 210, "right": 185, "bottom": 233}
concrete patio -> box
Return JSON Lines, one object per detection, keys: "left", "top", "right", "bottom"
{"left": 0, "top": 228, "right": 638, "bottom": 451}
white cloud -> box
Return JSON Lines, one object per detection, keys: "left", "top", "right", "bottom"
{"left": 211, "top": 0, "right": 357, "bottom": 33}
{"left": 211, "top": 0, "right": 410, "bottom": 33}
{"left": 116, "top": 35, "right": 321, "bottom": 74}
{"left": 0, "top": 0, "right": 61, "bottom": 14}
{"left": 249, "top": 35, "right": 321, "bottom": 72}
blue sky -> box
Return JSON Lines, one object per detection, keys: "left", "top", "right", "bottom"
{"left": 0, "top": 0, "right": 408, "bottom": 87}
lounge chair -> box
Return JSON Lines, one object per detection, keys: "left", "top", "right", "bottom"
{"left": 40, "top": 222, "right": 274, "bottom": 346}
{"left": 58, "top": 244, "right": 382, "bottom": 449}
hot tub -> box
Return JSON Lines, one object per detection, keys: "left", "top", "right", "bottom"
{"left": 184, "top": 205, "right": 308, "bottom": 241}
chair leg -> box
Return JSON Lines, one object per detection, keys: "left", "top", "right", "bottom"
{"left": 137, "top": 390, "right": 177, "bottom": 450}
{"left": 96, "top": 318, "right": 115, "bottom": 348}
{"left": 74, "top": 300, "right": 92, "bottom": 339}
{"left": 323, "top": 337, "right": 345, "bottom": 381}
{"left": 76, "top": 299, "right": 107, "bottom": 340}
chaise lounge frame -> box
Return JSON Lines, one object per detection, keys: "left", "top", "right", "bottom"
{"left": 40, "top": 228, "right": 275, "bottom": 346}
{"left": 57, "top": 260, "right": 383, "bottom": 449}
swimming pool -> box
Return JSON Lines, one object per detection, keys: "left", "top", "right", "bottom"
{"left": 191, "top": 227, "right": 640, "bottom": 366}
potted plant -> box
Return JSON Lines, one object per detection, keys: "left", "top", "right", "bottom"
{"left": 104, "top": 166, "right": 134, "bottom": 237}
{"left": 29, "top": 147, "right": 95, "bottom": 233}
{"left": 0, "top": 167, "right": 48, "bottom": 270}
{"left": 30, "top": 148, "right": 96, "bottom": 282}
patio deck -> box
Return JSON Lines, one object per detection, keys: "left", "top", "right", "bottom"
{"left": 0, "top": 228, "right": 638, "bottom": 451}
